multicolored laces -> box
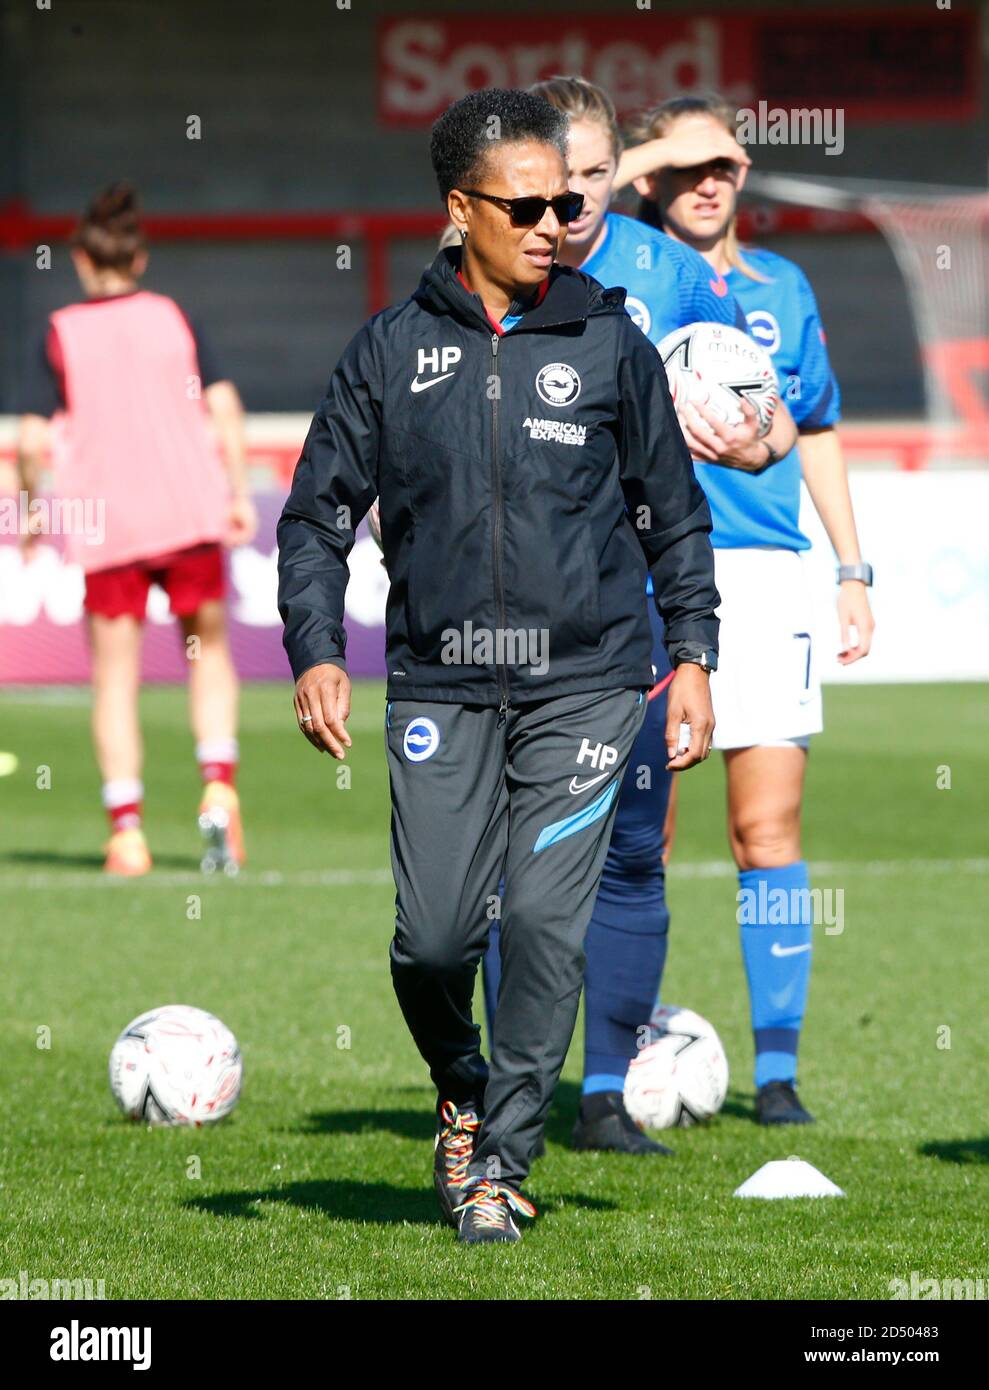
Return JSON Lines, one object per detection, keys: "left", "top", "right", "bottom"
{"left": 453, "top": 1177, "right": 537, "bottom": 1231}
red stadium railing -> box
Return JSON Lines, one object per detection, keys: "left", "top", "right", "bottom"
{"left": 7, "top": 198, "right": 983, "bottom": 467}
{"left": 3, "top": 420, "right": 985, "bottom": 488}
{"left": 0, "top": 199, "right": 873, "bottom": 316}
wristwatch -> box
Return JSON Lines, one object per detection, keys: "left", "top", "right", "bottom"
{"left": 671, "top": 647, "right": 719, "bottom": 673}
{"left": 760, "top": 439, "right": 782, "bottom": 468}
{"left": 837, "top": 563, "right": 873, "bottom": 586}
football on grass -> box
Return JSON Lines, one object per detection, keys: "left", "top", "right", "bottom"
{"left": 658, "top": 321, "right": 778, "bottom": 438}
{"left": 109, "top": 1004, "right": 242, "bottom": 1126}
{"left": 624, "top": 1004, "right": 729, "bottom": 1129}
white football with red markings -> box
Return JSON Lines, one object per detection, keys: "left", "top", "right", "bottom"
{"left": 658, "top": 321, "right": 779, "bottom": 439}
{"left": 109, "top": 1004, "right": 242, "bottom": 1127}
{"left": 624, "top": 1004, "right": 729, "bottom": 1130}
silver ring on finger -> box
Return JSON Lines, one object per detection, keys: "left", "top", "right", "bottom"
{"left": 300, "top": 714, "right": 313, "bottom": 727}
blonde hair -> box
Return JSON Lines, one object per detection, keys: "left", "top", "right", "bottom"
{"left": 528, "top": 74, "right": 623, "bottom": 166}
{"left": 628, "top": 95, "right": 769, "bottom": 283}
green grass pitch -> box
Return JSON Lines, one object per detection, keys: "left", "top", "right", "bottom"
{"left": 0, "top": 680, "right": 986, "bottom": 1300}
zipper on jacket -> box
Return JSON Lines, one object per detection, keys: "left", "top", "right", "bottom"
{"left": 490, "top": 332, "right": 510, "bottom": 717}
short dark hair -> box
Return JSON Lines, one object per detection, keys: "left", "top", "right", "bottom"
{"left": 430, "top": 88, "right": 569, "bottom": 203}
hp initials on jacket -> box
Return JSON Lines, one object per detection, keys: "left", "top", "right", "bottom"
{"left": 410, "top": 346, "right": 461, "bottom": 393}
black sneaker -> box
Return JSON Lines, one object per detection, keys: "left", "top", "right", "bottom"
{"left": 455, "top": 1178, "right": 536, "bottom": 1245}
{"left": 434, "top": 1100, "right": 482, "bottom": 1227}
{"left": 756, "top": 1080, "right": 815, "bottom": 1125}
{"left": 571, "top": 1090, "right": 674, "bottom": 1155}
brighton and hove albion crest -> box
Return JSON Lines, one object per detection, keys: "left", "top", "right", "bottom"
{"left": 535, "top": 362, "right": 581, "bottom": 407}
{"left": 403, "top": 716, "right": 441, "bottom": 762}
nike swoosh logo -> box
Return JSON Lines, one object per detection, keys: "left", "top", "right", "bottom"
{"left": 569, "top": 771, "right": 609, "bottom": 795}
{"left": 709, "top": 276, "right": 728, "bottom": 297}
{"left": 410, "top": 372, "right": 455, "bottom": 393}
{"left": 770, "top": 986, "right": 798, "bottom": 1011}
{"left": 771, "top": 941, "right": 812, "bottom": 957}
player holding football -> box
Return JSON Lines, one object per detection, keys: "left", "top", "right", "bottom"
{"left": 617, "top": 95, "right": 875, "bottom": 1124}
{"left": 16, "top": 183, "right": 256, "bottom": 876}
{"left": 478, "top": 77, "right": 800, "bottom": 1153}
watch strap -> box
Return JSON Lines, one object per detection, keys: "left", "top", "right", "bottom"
{"left": 837, "top": 563, "right": 873, "bottom": 586}
{"left": 668, "top": 642, "right": 718, "bottom": 672}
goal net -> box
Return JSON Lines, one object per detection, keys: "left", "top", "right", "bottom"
{"left": 746, "top": 171, "right": 989, "bottom": 467}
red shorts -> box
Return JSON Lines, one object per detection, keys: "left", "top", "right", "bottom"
{"left": 84, "top": 543, "right": 225, "bottom": 620}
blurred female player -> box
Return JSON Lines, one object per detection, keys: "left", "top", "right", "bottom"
{"left": 620, "top": 96, "right": 875, "bottom": 1122}
{"left": 16, "top": 183, "right": 256, "bottom": 876}
{"left": 477, "top": 76, "right": 801, "bottom": 1153}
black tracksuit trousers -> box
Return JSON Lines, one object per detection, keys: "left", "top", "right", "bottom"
{"left": 386, "top": 684, "right": 648, "bottom": 1192}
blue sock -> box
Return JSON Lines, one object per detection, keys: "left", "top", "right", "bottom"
{"left": 582, "top": 895, "right": 669, "bottom": 1094}
{"left": 738, "top": 862, "right": 813, "bottom": 1088}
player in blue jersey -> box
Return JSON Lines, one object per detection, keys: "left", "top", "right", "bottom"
{"left": 615, "top": 94, "right": 875, "bottom": 1125}
{"left": 477, "top": 77, "right": 801, "bottom": 1155}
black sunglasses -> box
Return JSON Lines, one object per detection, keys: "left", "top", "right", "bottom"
{"left": 461, "top": 189, "right": 585, "bottom": 226}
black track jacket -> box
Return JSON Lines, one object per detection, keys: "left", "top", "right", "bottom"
{"left": 277, "top": 245, "right": 720, "bottom": 706}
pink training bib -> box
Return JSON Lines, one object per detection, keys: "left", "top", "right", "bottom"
{"left": 48, "top": 290, "right": 230, "bottom": 573}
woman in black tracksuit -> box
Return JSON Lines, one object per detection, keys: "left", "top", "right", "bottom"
{"left": 277, "top": 88, "right": 719, "bottom": 1245}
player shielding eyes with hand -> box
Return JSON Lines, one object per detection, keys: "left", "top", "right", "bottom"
{"left": 625, "top": 95, "right": 875, "bottom": 1124}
